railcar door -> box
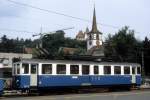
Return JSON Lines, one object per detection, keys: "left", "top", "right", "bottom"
{"left": 30, "top": 64, "right": 38, "bottom": 87}
{"left": 81, "top": 65, "right": 91, "bottom": 86}
{"left": 131, "top": 67, "right": 136, "bottom": 84}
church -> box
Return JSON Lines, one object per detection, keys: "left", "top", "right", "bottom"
{"left": 76, "top": 7, "right": 104, "bottom": 57}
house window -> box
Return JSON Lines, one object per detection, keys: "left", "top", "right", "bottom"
{"left": 94, "top": 65, "right": 99, "bottom": 74}
{"left": 42, "top": 64, "right": 52, "bottom": 74}
{"left": 82, "top": 65, "right": 90, "bottom": 75}
{"left": 3, "top": 72, "right": 12, "bottom": 78}
{"left": 114, "top": 66, "right": 121, "bottom": 74}
{"left": 70, "top": 65, "right": 79, "bottom": 74}
{"left": 124, "top": 66, "right": 130, "bottom": 74}
{"left": 104, "top": 66, "right": 111, "bottom": 74}
{"left": 57, "top": 64, "right": 66, "bottom": 74}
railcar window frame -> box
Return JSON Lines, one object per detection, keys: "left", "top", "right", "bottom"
{"left": 22, "top": 63, "right": 29, "bottom": 74}
{"left": 114, "top": 66, "right": 121, "bottom": 75}
{"left": 124, "top": 66, "right": 130, "bottom": 75}
{"left": 104, "top": 66, "right": 111, "bottom": 75}
{"left": 94, "top": 65, "right": 99, "bottom": 75}
{"left": 82, "top": 65, "right": 90, "bottom": 75}
{"left": 42, "top": 64, "right": 52, "bottom": 74}
{"left": 70, "top": 65, "right": 79, "bottom": 75}
{"left": 57, "top": 64, "right": 66, "bottom": 75}
{"left": 13, "top": 64, "right": 16, "bottom": 75}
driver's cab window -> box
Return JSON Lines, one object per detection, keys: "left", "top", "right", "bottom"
{"left": 17, "top": 64, "right": 20, "bottom": 75}
{"left": 31, "top": 64, "right": 38, "bottom": 74}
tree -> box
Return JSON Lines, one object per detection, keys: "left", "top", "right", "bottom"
{"left": 143, "top": 37, "right": 150, "bottom": 76}
{"left": 42, "top": 31, "right": 86, "bottom": 59}
{"left": 0, "top": 35, "right": 36, "bottom": 53}
{"left": 105, "top": 26, "right": 139, "bottom": 62}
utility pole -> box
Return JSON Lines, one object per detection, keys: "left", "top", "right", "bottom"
{"left": 39, "top": 26, "right": 43, "bottom": 48}
{"left": 35, "top": 26, "right": 43, "bottom": 49}
{"left": 141, "top": 50, "right": 145, "bottom": 80}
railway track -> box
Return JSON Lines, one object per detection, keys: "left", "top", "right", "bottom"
{"left": 1, "top": 87, "right": 150, "bottom": 98}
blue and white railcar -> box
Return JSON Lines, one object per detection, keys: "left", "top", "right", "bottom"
{"left": 12, "top": 59, "right": 142, "bottom": 92}
{"left": 0, "top": 78, "right": 4, "bottom": 96}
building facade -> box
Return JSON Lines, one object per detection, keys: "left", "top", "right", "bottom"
{"left": 76, "top": 27, "right": 89, "bottom": 41}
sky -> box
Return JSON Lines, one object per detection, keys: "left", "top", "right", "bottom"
{"left": 0, "top": 0, "right": 150, "bottom": 40}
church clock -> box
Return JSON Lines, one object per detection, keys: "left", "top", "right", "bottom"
{"left": 89, "top": 40, "right": 92, "bottom": 45}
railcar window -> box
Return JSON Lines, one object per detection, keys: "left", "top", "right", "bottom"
{"left": 137, "top": 67, "right": 141, "bottom": 74}
{"left": 42, "top": 64, "right": 52, "bottom": 74}
{"left": 104, "top": 66, "right": 111, "bottom": 74}
{"left": 57, "top": 64, "right": 66, "bottom": 74}
{"left": 17, "top": 64, "right": 20, "bottom": 74}
{"left": 82, "top": 65, "right": 89, "bottom": 75}
{"left": 94, "top": 65, "right": 99, "bottom": 74}
{"left": 22, "top": 63, "right": 29, "bottom": 74}
{"left": 114, "top": 66, "right": 121, "bottom": 74}
{"left": 70, "top": 65, "right": 79, "bottom": 74}
{"left": 132, "top": 67, "right": 136, "bottom": 74}
{"left": 124, "top": 66, "right": 130, "bottom": 74}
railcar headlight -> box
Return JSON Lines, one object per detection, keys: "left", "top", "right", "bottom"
{"left": 16, "top": 79, "right": 20, "bottom": 86}
{"left": 16, "top": 80, "right": 19, "bottom": 84}
{"left": 39, "top": 81, "right": 42, "bottom": 84}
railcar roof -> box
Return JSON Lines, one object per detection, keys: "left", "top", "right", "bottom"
{"left": 15, "top": 59, "right": 141, "bottom": 66}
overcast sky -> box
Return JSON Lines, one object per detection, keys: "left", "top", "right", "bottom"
{"left": 0, "top": 0, "right": 150, "bottom": 40}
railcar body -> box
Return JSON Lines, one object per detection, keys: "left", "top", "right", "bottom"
{"left": 12, "top": 59, "right": 141, "bottom": 92}
{"left": 0, "top": 79, "right": 4, "bottom": 96}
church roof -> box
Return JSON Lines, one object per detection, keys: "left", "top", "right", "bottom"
{"left": 89, "top": 7, "right": 102, "bottom": 34}
{"left": 86, "top": 45, "right": 104, "bottom": 57}
{"left": 76, "top": 30, "right": 85, "bottom": 38}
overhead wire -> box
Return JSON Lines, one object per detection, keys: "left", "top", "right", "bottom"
{"left": 6, "top": 0, "right": 121, "bottom": 29}
{"left": 1, "top": 0, "right": 144, "bottom": 36}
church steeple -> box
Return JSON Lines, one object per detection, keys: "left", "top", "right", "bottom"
{"left": 87, "top": 6, "right": 103, "bottom": 50}
{"left": 91, "top": 7, "right": 98, "bottom": 33}
{"left": 90, "top": 7, "right": 101, "bottom": 34}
